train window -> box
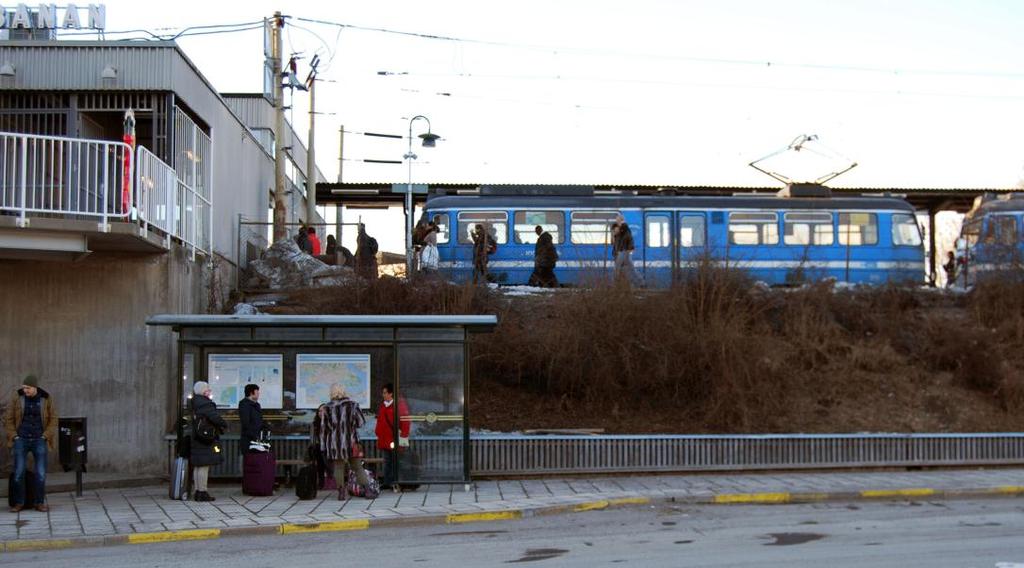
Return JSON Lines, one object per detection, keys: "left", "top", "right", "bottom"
{"left": 728, "top": 212, "right": 779, "bottom": 245}
{"left": 679, "top": 214, "right": 705, "bottom": 247}
{"left": 993, "top": 216, "right": 1018, "bottom": 245}
{"left": 784, "top": 212, "right": 834, "bottom": 246}
{"left": 963, "top": 220, "right": 981, "bottom": 247}
{"left": 429, "top": 213, "right": 450, "bottom": 244}
{"left": 457, "top": 211, "right": 508, "bottom": 245}
{"left": 571, "top": 211, "right": 620, "bottom": 244}
{"left": 837, "top": 213, "right": 878, "bottom": 246}
{"left": 891, "top": 213, "right": 922, "bottom": 246}
{"left": 646, "top": 215, "right": 671, "bottom": 248}
{"left": 514, "top": 211, "right": 565, "bottom": 244}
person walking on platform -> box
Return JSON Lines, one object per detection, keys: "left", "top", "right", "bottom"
{"left": 611, "top": 216, "right": 640, "bottom": 287}
{"left": 528, "top": 225, "right": 559, "bottom": 287}
{"left": 355, "top": 224, "right": 379, "bottom": 279}
{"left": 472, "top": 223, "right": 495, "bottom": 284}
{"left": 3, "top": 375, "right": 57, "bottom": 513}
{"left": 190, "top": 381, "right": 226, "bottom": 502}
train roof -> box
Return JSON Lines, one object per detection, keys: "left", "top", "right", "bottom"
{"left": 424, "top": 193, "right": 917, "bottom": 212}
{"left": 965, "top": 194, "right": 1024, "bottom": 220}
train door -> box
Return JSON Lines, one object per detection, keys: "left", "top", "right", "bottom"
{"left": 643, "top": 211, "right": 674, "bottom": 287}
{"left": 678, "top": 212, "right": 707, "bottom": 277}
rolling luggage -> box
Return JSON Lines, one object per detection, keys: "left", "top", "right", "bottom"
{"left": 242, "top": 451, "right": 276, "bottom": 497}
{"left": 295, "top": 465, "right": 318, "bottom": 500}
{"left": 8, "top": 471, "right": 36, "bottom": 507}
{"left": 169, "top": 456, "right": 189, "bottom": 500}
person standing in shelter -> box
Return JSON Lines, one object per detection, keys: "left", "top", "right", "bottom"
{"left": 528, "top": 225, "right": 559, "bottom": 287}
{"left": 3, "top": 375, "right": 57, "bottom": 513}
{"left": 238, "top": 384, "right": 264, "bottom": 454}
{"left": 375, "top": 383, "right": 410, "bottom": 492}
{"left": 307, "top": 227, "right": 322, "bottom": 256}
{"left": 190, "top": 381, "right": 227, "bottom": 502}
{"left": 471, "top": 223, "right": 494, "bottom": 284}
{"left": 313, "top": 384, "right": 371, "bottom": 500}
{"left": 355, "top": 223, "right": 379, "bottom": 279}
{"left": 611, "top": 215, "right": 639, "bottom": 286}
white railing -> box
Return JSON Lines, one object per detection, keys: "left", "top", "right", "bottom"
{"left": 136, "top": 145, "right": 211, "bottom": 255}
{"left": 0, "top": 131, "right": 133, "bottom": 229}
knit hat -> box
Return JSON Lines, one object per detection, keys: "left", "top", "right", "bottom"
{"left": 193, "top": 381, "right": 210, "bottom": 395}
{"left": 22, "top": 375, "right": 38, "bottom": 388}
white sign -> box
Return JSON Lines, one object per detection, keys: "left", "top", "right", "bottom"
{"left": 207, "top": 354, "right": 283, "bottom": 409}
{"left": 1, "top": 4, "right": 106, "bottom": 30}
{"left": 296, "top": 354, "right": 371, "bottom": 410}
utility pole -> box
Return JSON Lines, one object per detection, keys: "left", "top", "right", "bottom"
{"left": 272, "top": 11, "right": 287, "bottom": 241}
{"left": 342, "top": 125, "right": 350, "bottom": 243}
{"left": 304, "top": 55, "right": 319, "bottom": 227}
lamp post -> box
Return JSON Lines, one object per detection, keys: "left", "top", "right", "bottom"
{"left": 404, "top": 115, "right": 440, "bottom": 276}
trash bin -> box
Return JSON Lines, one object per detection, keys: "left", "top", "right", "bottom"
{"left": 58, "top": 417, "right": 87, "bottom": 473}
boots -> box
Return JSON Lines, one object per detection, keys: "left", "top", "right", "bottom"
{"left": 193, "top": 491, "right": 216, "bottom": 502}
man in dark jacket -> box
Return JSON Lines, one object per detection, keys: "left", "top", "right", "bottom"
{"left": 355, "top": 224, "right": 379, "bottom": 279}
{"left": 190, "top": 381, "right": 227, "bottom": 502}
{"left": 611, "top": 216, "right": 640, "bottom": 286}
{"left": 238, "top": 384, "right": 264, "bottom": 454}
{"left": 471, "top": 224, "right": 494, "bottom": 284}
{"left": 528, "top": 225, "right": 559, "bottom": 288}
{"left": 3, "top": 375, "right": 57, "bottom": 513}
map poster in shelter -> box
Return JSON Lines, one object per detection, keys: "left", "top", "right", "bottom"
{"left": 207, "top": 354, "right": 283, "bottom": 409}
{"left": 296, "top": 354, "right": 371, "bottom": 409}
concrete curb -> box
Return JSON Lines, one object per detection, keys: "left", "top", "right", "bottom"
{"left": 3, "top": 485, "right": 1023, "bottom": 554}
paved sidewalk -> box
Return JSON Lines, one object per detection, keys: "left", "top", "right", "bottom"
{"left": 2, "top": 467, "right": 1023, "bottom": 552}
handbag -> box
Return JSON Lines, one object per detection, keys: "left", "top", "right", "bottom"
{"left": 194, "top": 415, "right": 217, "bottom": 444}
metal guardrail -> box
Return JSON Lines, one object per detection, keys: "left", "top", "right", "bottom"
{"left": 136, "top": 146, "right": 210, "bottom": 255}
{"left": 171, "top": 433, "right": 1024, "bottom": 479}
{"left": 0, "top": 131, "right": 132, "bottom": 229}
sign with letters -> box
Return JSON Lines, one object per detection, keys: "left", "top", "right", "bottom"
{"left": 1, "top": 4, "right": 106, "bottom": 30}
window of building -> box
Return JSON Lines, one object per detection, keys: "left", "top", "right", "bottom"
{"left": 729, "top": 212, "right": 779, "bottom": 245}
{"left": 429, "top": 212, "right": 450, "bottom": 244}
{"left": 784, "top": 212, "right": 834, "bottom": 246}
{"left": 837, "top": 213, "right": 878, "bottom": 246}
{"left": 570, "top": 211, "right": 620, "bottom": 244}
{"left": 457, "top": 211, "right": 508, "bottom": 244}
{"left": 514, "top": 211, "right": 565, "bottom": 244}
{"left": 646, "top": 215, "right": 671, "bottom": 248}
{"left": 891, "top": 213, "right": 923, "bottom": 246}
{"left": 679, "top": 214, "right": 705, "bottom": 247}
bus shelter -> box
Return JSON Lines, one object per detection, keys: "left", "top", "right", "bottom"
{"left": 146, "top": 314, "right": 498, "bottom": 485}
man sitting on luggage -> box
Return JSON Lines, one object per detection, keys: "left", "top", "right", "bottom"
{"left": 3, "top": 374, "right": 57, "bottom": 513}
{"left": 238, "top": 384, "right": 264, "bottom": 454}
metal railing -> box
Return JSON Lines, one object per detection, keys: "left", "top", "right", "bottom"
{"left": 0, "top": 131, "right": 133, "bottom": 229}
{"left": 135, "top": 145, "right": 211, "bottom": 255}
{"left": 171, "top": 432, "right": 1024, "bottom": 479}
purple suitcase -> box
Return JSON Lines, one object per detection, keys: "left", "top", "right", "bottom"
{"left": 242, "top": 452, "right": 276, "bottom": 496}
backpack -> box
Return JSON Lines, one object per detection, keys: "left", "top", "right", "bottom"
{"left": 295, "top": 465, "right": 318, "bottom": 500}
{"left": 366, "top": 237, "right": 379, "bottom": 255}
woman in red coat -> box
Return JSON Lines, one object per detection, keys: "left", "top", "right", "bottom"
{"left": 375, "top": 383, "right": 409, "bottom": 490}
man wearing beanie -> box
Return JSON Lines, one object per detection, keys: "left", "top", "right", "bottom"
{"left": 3, "top": 375, "right": 57, "bottom": 513}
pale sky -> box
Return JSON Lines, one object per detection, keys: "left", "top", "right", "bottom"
{"left": 78, "top": 0, "right": 1024, "bottom": 190}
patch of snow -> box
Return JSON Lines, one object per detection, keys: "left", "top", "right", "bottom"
{"left": 232, "top": 303, "right": 259, "bottom": 315}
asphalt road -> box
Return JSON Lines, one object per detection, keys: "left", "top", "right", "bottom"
{"left": 6, "top": 498, "right": 1024, "bottom": 567}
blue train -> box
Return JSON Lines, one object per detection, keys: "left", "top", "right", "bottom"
{"left": 422, "top": 186, "right": 925, "bottom": 287}
{"left": 955, "top": 194, "right": 1024, "bottom": 286}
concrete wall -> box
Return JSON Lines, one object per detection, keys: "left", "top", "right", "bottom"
{"left": 0, "top": 248, "right": 202, "bottom": 474}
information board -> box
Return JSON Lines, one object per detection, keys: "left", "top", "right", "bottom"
{"left": 296, "top": 354, "right": 371, "bottom": 409}
{"left": 207, "top": 354, "right": 283, "bottom": 409}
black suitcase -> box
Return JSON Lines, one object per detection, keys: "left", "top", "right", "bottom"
{"left": 8, "top": 471, "right": 36, "bottom": 507}
{"left": 295, "top": 465, "right": 318, "bottom": 500}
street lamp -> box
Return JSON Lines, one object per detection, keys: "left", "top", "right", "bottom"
{"left": 404, "top": 115, "right": 440, "bottom": 276}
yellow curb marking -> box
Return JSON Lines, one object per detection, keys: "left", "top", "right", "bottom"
{"left": 446, "top": 510, "right": 522, "bottom": 524}
{"left": 127, "top": 529, "right": 221, "bottom": 544}
{"left": 574, "top": 500, "right": 610, "bottom": 512}
{"left": 280, "top": 520, "right": 369, "bottom": 534}
{"left": 714, "top": 492, "right": 792, "bottom": 504}
{"left": 860, "top": 488, "right": 935, "bottom": 499}
{"left": 4, "top": 538, "right": 76, "bottom": 552}
{"left": 607, "top": 497, "right": 651, "bottom": 506}
{"left": 988, "top": 486, "right": 1024, "bottom": 495}
{"left": 788, "top": 493, "right": 830, "bottom": 502}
